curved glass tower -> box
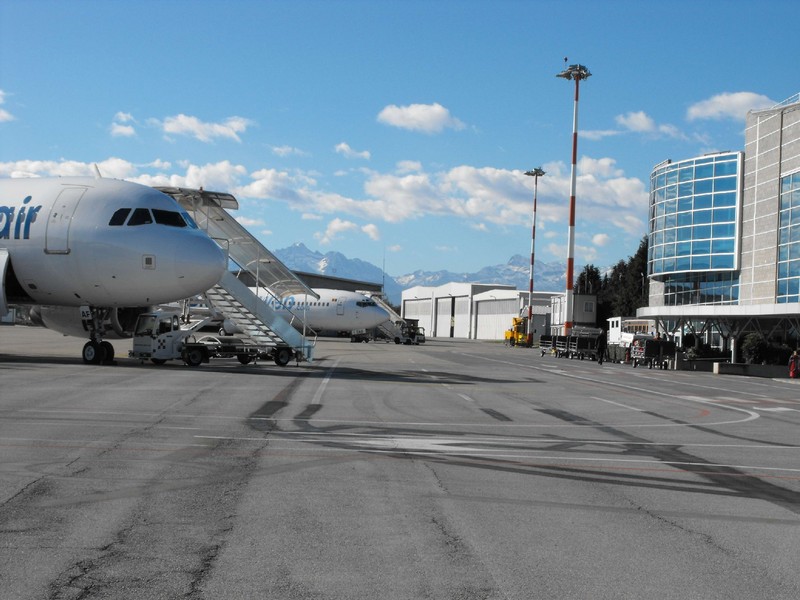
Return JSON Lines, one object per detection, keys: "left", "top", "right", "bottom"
{"left": 648, "top": 151, "right": 742, "bottom": 306}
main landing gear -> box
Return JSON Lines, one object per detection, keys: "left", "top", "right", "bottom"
{"left": 82, "top": 339, "right": 115, "bottom": 365}
{"left": 81, "top": 308, "right": 116, "bottom": 365}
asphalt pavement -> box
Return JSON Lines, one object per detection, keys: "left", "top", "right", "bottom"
{"left": 1, "top": 326, "right": 799, "bottom": 599}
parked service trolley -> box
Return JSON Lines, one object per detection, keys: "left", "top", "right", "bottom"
{"left": 539, "top": 335, "right": 554, "bottom": 356}
{"left": 630, "top": 338, "right": 676, "bottom": 369}
{"left": 567, "top": 327, "right": 603, "bottom": 360}
{"left": 554, "top": 335, "right": 570, "bottom": 358}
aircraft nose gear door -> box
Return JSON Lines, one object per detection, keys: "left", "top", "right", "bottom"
{"left": 45, "top": 187, "right": 86, "bottom": 254}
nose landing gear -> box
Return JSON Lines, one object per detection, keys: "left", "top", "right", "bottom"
{"left": 81, "top": 307, "right": 116, "bottom": 365}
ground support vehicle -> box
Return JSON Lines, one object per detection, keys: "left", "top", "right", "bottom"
{"left": 504, "top": 317, "right": 531, "bottom": 347}
{"left": 539, "top": 335, "right": 554, "bottom": 356}
{"left": 129, "top": 311, "right": 297, "bottom": 367}
{"left": 395, "top": 318, "right": 426, "bottom": 345}
{"left": 554, "top": 335, "right": 570, "bottom": 357}
{"left": 631, "top": 338, "right": 677, "bottom": 369}
{"left": 350, "top": 328, "right": 371, "bottom": 343}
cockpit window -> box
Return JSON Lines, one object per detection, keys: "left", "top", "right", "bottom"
{"left": 181, "top": 211, "right": 199, "bottom": 229}
{"left": 152, "top": 209, "right": 187, "bottom": 227}
{"left": 127, "top": 208, "right": 153, "bottom": 226}
{"left": 356, "top": 300, "right": 378, "bottom": 307}
{"left": 109, "top": 208, "right": 131, "bottom": 226}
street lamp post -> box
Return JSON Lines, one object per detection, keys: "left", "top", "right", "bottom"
{"left": 556, "top": 62, "right": 591, "bottom": 336}
{"left": 524, "top": 167, "right": 545, "bottom": 347}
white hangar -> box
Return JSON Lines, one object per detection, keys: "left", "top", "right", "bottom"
{"left": 401, "top": 283, "right": 562, "bottom": 341}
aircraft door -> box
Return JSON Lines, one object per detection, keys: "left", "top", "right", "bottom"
{"left": 337, "top": 300, "right": 345, "bottom": 316}
{"left": 45, "top": 187, "right": 86, "bottom": 254}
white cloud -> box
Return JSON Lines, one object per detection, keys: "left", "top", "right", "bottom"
{"left": 272, "top": 145, "right": 309, "bottom": 157}
{"left": 236, "top": 216, "right": 265, "bottom": 227}
{"left": 614, "top": 110, "right": 685, "bottom": 139}
{"left": 0, "top": 156, "right": 649, "bottom": 266}
{"left": 110, "top": 123, "right": 136, "bottom": 137}
{"left": 687, "top": 92, "right": 775, "bottom": 121}
{"left": 388, "top": 244, "right": 402, "bottom": 252}
{"left": 335, "top": 142, "right": 371, "bottom": 160}
{"left": 114, "top": 111, "right": 134, "bottom": 123}
{"left": 316, "top": 218, "right": 359, "bottom": 245}
{"left": 0, "top": 90, "right": 14, "bottom": 122}
{"left": 361, "top": 223, "right": 380, "bottom": 240}
{"left": 377, "top": 102, "right": 465, "bottom": 134}
{"left": 577, "top": 157, "right": 623, "bottom": 178}
{"left": 576, "top": 244, "right": 598, "bottom": 262}
{"left": 396, "top": 160, "right": 423, "bottom": 174}
{"left": 160, "top": 114, "right": 253, "bottom": 142}
{"left": 582, "top": 129, "right": 619, "bottom": 141}
{"left": 615, "top": 111, "right": 655, "bottom": 133}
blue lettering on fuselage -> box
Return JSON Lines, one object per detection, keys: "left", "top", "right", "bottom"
{"left": 0, "top": 196, "right": 42, "bottom": 240}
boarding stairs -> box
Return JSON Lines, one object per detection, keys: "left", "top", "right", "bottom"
{"left": 365, "top": 292, "right": 406, "bottom": 343}
{"left": 156, "top": 187, "right": 317, "bottom": 362}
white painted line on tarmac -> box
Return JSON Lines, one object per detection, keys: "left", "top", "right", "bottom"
{"left": 311, "top": 358, "right": 340, "bottom": 405}
{"left": 592, "top": 397, "right": 644, "bottom": 412}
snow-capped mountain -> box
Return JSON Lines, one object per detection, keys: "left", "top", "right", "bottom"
{"left": 274, "top": 243, "right": 567, "bottom": 305}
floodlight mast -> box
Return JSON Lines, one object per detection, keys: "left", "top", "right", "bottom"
{"left": 556, "top": 62, "right": 591, "bottom": 336}
{"left": 524, "top": 167, "right": 545, "bottom": 346}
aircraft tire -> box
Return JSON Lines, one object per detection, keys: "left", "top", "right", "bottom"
{"left": 101, "top": 341, "right": 115, "bottom": 364}
{"left": 82, "top": 341, "right": 104, "bottom": 364}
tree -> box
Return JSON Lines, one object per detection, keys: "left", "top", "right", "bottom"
{"left": 577, "top": 235, "right": 650, "bottom": 325}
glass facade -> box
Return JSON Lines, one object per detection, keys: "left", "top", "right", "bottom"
{"left": 661, "top": 272, "right": 739, "bottom": 306}
{"left": 649, "top": 152, "right": 742, "bottom": 306}
{"left": 649, "top": 152, "right": 741, "bottom": 276}
{"left": 777, "top": 171, "right": 800, "bottom": 303}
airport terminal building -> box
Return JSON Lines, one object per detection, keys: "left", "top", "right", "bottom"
{"left": 639, "top": 93, "right": 800, "bottom": 357}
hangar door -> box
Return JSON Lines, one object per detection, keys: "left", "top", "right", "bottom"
{"left": 453, "top": 297, "right": 471, "bottom": 338}
{"left": 435, "top": 298, "right": 452, "bottom": 337}
{"left": 475, "top": 299, "right": 519, "bottom": 340}
{"left": 435, "top": 296, "right": 470, "bottom": 338}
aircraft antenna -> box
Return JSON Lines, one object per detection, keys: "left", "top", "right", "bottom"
{"left": 93, "top": 164, "right": 103, "bottom": 178}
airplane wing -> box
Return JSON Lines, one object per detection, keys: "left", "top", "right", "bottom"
{"left": 156, "top": 187, "right": 319, "bottom": 300}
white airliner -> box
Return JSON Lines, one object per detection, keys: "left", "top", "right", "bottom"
{"left": 221, "top": 288, "right": 390, "bottom": 338}
{"left": 0, "top": 176, "right": 226, "bottom": 363}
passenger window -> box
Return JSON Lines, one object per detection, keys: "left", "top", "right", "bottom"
{"left": 109, "top": 208, "right": 131, "bottom": 226}
{"left": 153, "top": 209, "right": 187, "bottom": 227}
{"left": 127, "top": 208, "right": 153, "bottom": 226}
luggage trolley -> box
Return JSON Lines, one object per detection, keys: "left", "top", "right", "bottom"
{"left": 631, "top": 338, "right": 676, "bottom": 369}
{"left": 539, "top": 334, "right": 554, "bottom": 356}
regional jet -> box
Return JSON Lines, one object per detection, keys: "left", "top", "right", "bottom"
{"left": 221, "top": 288, "right": 391, "bottom": 339}
{"left": 0, "top": 177, "right": 226, "bottom": 363}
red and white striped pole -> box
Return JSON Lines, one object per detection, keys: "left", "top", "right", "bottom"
{"left": 556, "top": 62, "right": 591, "bottom": 336}
{"left": 524, "top": 167, "right": 545, "bottom": 346}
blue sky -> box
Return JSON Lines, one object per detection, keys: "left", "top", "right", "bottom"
{"left": 1, "top": 0, "right": 797, "bottom": 278}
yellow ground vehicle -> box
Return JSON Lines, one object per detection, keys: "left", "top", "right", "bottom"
{"left": 504, "top": 317, "right": 531, "bottom": 347}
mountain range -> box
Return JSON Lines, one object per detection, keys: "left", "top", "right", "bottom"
{"left": 274, "top": 243, "right": 567, "bottom": 304}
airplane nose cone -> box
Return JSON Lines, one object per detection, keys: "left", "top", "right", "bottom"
{"left": 174, "top": 234, "right": 227, "bottom": 295}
